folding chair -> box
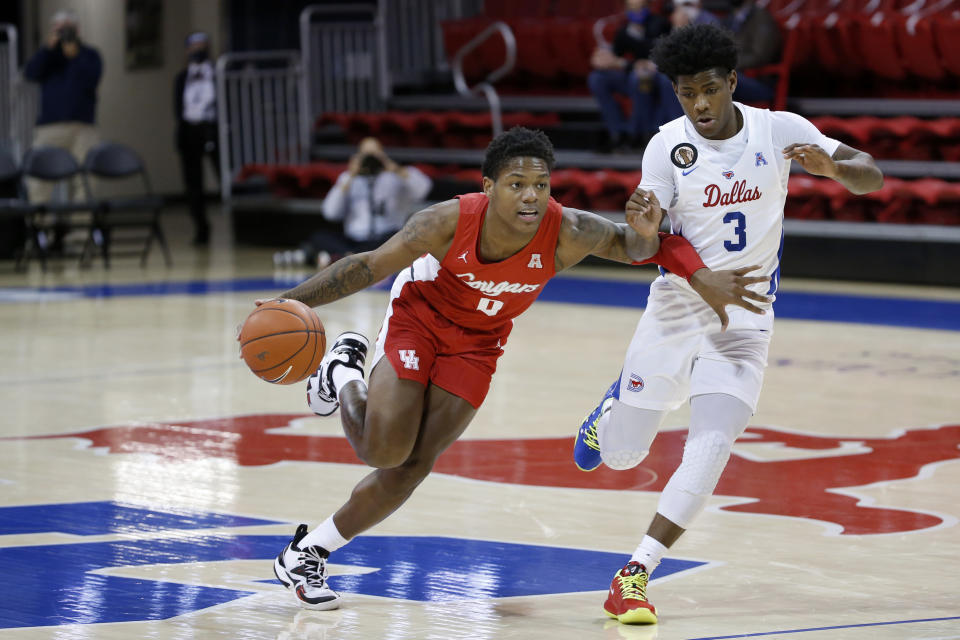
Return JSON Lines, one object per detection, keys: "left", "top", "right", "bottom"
{"left": 0, "top": 148, "right": 32, "bottom": 267}
{"left": 82, "top": 142, "right": 172, "bottom": 268}
{"left": 20, "top": 145, "right": 95, "bottom": 270}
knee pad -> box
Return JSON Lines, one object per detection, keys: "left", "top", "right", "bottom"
{"left": 598, "top": 400, "right": 663, "bottom": 470}
{"left": 672, "top": 430, "right": 734, "bottom": 495}
{"left": 601, "top": 447, "right": 649, "bottom": 471}
{"left": 657, "top": 430, "right": 735, "bottom": 528}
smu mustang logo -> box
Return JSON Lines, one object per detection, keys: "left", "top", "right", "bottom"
{"left": 456, "top": 272, "right": 541, "bottom": 296}
{"left": 703, "top": 179, "right": 762, "bottom": 207}
{"left": 14, "top": 415, "right": 960, "bottom": 536}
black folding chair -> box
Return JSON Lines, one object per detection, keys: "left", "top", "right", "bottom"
{"left": 20, "top": 146, "right": 96, "bottom": 270}
{"left": 0, "top": 149, "right": 33, "bottom": 267}
{"left": 83, "top": 142, "right": 171, "bottom": 268}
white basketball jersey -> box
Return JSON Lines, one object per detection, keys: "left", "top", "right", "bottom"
{"left": 656, "top": 104, "right": 788, "bottom": 303}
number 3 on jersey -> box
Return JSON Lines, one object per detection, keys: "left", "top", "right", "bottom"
{"left": 723, "top": 211, "right": 747, "bottom": 251}
{"left": 477, "top": 298, "right": 504, "bottom": 317}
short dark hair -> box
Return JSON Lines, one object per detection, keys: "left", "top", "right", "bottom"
{"left": 481, "top": 127, "right": 556, "bottom": 180}
{"left": 651, "top": 23, "right": 738, "bottom": 82}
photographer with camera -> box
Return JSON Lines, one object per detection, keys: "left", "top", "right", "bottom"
{"left": 275, "top": 137, "right": 432, "bottom": 268}
{"left": 23, "top": 9, "right": 102, "bottom": 205}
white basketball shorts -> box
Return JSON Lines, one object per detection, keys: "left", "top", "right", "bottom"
{"left": 617, "top": 276, "right": 773, "bottom": 413}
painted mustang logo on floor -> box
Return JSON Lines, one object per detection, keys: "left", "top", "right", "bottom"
{"left": 17, "top": 415, "right": 960, "bottom": 535}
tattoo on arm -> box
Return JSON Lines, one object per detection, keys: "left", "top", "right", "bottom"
{"left": 399, "top": 210, "right": 436, "bottom": 254}
{"left": 280, "top": 254, "right": 375, "bottom": 307}
{"left": 558, "top": 211, "right": 631, "bottom": 270}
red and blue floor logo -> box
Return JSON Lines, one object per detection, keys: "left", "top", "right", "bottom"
{"left": 4, "top": 413, "right": 959, "bottom": 628}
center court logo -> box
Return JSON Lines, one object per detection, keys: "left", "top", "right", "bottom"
{"left": 14, "top": 415, "right": 960, "bottom": 536}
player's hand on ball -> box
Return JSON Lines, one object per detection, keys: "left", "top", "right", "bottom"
{"left": 625, "top": 188, "right": 663, "bottom": 239}
{"left": 783, "top": 143, "right": 836, "bottom": 179}
{"left": 689, "top": 265, "right": 771, "bottom": 331}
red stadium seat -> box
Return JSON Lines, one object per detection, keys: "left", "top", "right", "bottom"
{"left": 550, "top": 168, "right": 602, "bottom": 209}
{"left": 895, "top": 13, "right": 945, "bottom": 81}
{"left": 906, "top": 178, "right": 960, "bottom": 225}
{"left": 743, "top": 20, "right": 799, "bottom": 111}
{"left": 932, "top": 11, "right": 960, "bottom": 77}
{"left": 809, "top": 12, "right": 864, "bottom": 77}
{"left": 545, "top": 19, "right": 595, "bottom": 80}
{"left": 926, "top": 117, "right": 960, "bottom": 161}
{"left": 483, "top": 0, "right": 550, "bottom": 18}
{"left": 507, "top": 19, "right": 557, "bottom": 79}
{"left": 441, "top": 18, "right": 495, "bottom": 82}
{"left": 854, "top": 12, "right": 907, "bottom": 81}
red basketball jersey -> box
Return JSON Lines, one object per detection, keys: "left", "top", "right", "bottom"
{"left": 406, "top": 192, "right": 563, "bottom": 332}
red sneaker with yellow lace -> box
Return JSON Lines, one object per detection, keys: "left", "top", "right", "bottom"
{"left": 603, "top": 561, "right": 658, "bottom": 624}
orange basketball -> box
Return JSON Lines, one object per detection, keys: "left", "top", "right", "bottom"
{"left": 238, "top": 299, "right": 326, "bottom": 384}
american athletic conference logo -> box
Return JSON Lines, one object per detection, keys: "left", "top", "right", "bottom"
{"left": 627, "top": 373, "right": 645, "bottom": 392}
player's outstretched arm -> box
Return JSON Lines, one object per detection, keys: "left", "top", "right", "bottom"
{"left": 276, "top": 200, "right": 459, "bottom": 307}
{"left": 783, "top": 142, "right": 883, "bottom": 195}
{"left": 554, "top": 188, "right": 663, "bottom": 269}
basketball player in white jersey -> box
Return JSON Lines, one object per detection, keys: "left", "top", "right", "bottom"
{"left": 573, "top": 24, "right": 884, "bottom": 625}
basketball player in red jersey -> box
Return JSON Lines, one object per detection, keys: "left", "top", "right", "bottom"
{"left": 261, "top": 127, "right": 770, "bottom": 610}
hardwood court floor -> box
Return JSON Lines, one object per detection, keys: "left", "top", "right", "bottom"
{"left": 0, "top": 209, "right": 958, "bottom": 639}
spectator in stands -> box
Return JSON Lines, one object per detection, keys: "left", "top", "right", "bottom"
{"left": 588, "top": 0, "right": 671, "bottom": 152}
{"left": 275, "top": 138, "right": 432, "bottom": 268}
{"left": 174, "top": 31, "right": 218, "bottom": 246}
{"left": 722, "top": 0, "right": 781, "bottom": 104}
{"left": 23, "top": 9, "right": 102, "bottom": 206}
{"left": 671, "top": 0, "right": 721, "bottom": 28}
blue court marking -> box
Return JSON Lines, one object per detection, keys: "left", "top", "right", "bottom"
{"left": 537, "top": 276, "right": 960, "bottom": 331}
{"left": 0, "top": 501, "right": 279, "bottom": 536}
{"left": 689, "top": 615, "right": 960, "bottom": 639}
{"left": 0, "top": 502, "right": 706, "bottom": 628}
{"left": 2, "top": 274, "right": 958, "bottom": 331}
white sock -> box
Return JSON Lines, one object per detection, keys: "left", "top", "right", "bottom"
{"left": 332, "top": 364, "right": 364, "bottom": 399}
{"left": 299, "top": 515, "right": 350, "bottom": 553}
{"left": 630, "top": 535, "right": 668, "bottom": 574}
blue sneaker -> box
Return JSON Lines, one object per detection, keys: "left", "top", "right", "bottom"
{"left": 574, "top": 375, "right": 621, "bottom": 471}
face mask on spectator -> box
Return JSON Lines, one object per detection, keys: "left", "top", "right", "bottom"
{"left": 189, "top": 48, "right": 209, "bottom": 63}
{"left": 679, "top": 2, "right": 700, "bottom": 20}
{"left": 626, "top": 9, "right": 649, "bottom": 23}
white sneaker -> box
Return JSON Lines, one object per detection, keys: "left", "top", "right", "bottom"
{"left": 306, "top": 332, "right": 370, "bottom": 416}
{"left": 274, "top": 524, "right": 341, "bottom": 610}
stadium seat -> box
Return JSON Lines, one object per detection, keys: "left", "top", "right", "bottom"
{"left": 854, "top": 12, "right": 907, "bottom": 81}
{"left": 744, "top": 20, "right": 799, "bottom": 111}
{"left": 809, "top": 11, "right": 864, "bottom": 77}
{"left": 932, "top": 11, "right": 960, "bottom": 77}
{"left": 20, "top": 145, "right": 97, "bottom": 270}
{"left": 83, "top": 142, "right": 171, "bottom": 268}
{"left": 895, "top": 13, "right": 945, "bottom": 81}
{"left": 907, "top": 178, "right": 960, "bottom": 225}
{"left": 544, "top": 19, "right": 594, "bottom": 80}
{"left": 507, "top": 19, "right": 558, "bottom": 79}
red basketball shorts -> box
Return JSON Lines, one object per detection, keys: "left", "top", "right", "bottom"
{"left": 371, "top": 275, "right": 509, "bottom": 409}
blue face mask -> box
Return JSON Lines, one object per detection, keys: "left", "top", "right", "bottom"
{"left": 626, "top": 8, "right": 649, "bottom": 23}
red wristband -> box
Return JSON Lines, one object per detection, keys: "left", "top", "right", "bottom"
{"left": 633, "top": 232, "right": 706, "bottom": 280}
